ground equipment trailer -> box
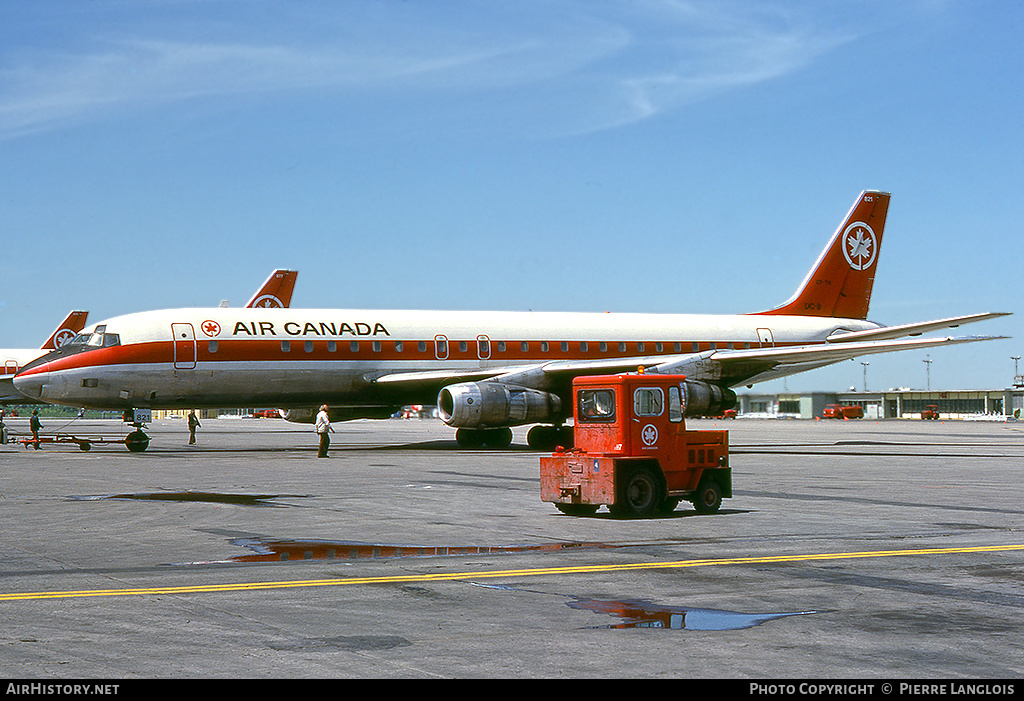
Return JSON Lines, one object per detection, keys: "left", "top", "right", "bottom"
{"left": 540, "top": 372, "right": 731, "bottom": 518}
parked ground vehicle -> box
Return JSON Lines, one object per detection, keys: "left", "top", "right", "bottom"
{"left": 921, "top": 405, "right": 940, "bottom": 420}
{"left": 822, "top": 404, "right": 864, "bottom": 419}
{"left": 539, "top": 373, "right": 731, "bottom": 518}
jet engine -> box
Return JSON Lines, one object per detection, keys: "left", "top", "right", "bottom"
{"left": 438, "top": 381, "right": 562, "bottom": 428}
{"left": 681, "top": 380, "right": 737, "bottom": 417}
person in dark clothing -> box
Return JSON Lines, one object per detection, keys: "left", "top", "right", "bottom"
{"left": 29, "top": 410, "right": 42, "bottom": 449}
{"left": 188, "top": 410, "right": 201, "bottom": 445}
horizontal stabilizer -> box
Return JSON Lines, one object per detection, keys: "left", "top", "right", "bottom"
{"left": 826, "top": 313, "right": 1011, "bottom": 343}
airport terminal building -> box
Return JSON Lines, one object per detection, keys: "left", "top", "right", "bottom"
{"left": 160, "top": 385, "right": 1023, "bottom": 422}
{"left": 736, "top": 386, "right": 1024, "bottom": 420}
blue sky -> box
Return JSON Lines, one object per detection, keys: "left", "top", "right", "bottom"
{"left": 1, "top": 0, "right": 1021, "bottom": 394}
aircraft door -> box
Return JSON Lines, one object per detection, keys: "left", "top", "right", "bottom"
{"left": 172, "top": 323, "right": 197, "bottom": 370}
{"left": 756, "top": 328, "right": 775, "bottom": 348}
{"left": 434, "top": 335, "right": 449, "bottom": 360}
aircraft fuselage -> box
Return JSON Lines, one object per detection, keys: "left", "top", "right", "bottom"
{"left": 13, "top": 307, "right": 877, "bottom": 410}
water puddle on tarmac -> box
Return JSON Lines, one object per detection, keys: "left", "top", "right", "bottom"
{"left": 473, "top": 583, "right": 819, "bottom": 631}
{"left": 227, "top": 538, "right": 610, "bottom": 562}
{"left": 71, "top": 491, "right": 287, "bottom": 506}
{"left": 200, "top": 536, "right": 817, "bottom": 631}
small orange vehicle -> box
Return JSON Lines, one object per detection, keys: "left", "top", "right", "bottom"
{"left": 822, "top": 404, "right": 863, "bottom": 419}
{"left": 920, "top": 405, "right": 940, "bottom": 420}
{"left": 540, "top": 373, "right": 732, "bottom": 518}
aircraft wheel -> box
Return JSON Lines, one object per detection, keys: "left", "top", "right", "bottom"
{"left": 527, "top": 425, "right": 569, "bottom": 451}
{"left": 125, "top": 430, "right": 150, "bottom": 453}
{"left": 610, "top": 464, "right": 663, "bottom": 518}
{"left": 482, "top": 427, "right": 513, "bottom": 449}
{"left": 455, "top": 428, "right": 486, "bottom": 449}
{"left": 558, "top": 426, "right": 574, "bottom": 450}
{"left": 526, "top": 426, "right": 551, "bottom": 450}
{"left": 692, "top": 479, "right": 722, "bottom": 514}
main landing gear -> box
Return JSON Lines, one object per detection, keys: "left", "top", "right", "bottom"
{"left": 453, "top": 425, "right": 573, "bottom": 450}
{"left": 454, "top": 427, "right": 513, "bottom": 449}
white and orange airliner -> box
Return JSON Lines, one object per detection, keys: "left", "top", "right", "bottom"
{"left": 13, "top": 192, "right": 1007, "bottom": 449}
{"left": 1, "top": 310, "right": 89, "bottom": 405}
{"left": 2, "top": 270, "right": 295, "bottom": 407}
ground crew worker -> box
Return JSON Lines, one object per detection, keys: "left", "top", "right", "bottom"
{"left": 30, "top": 410, "right": 42, "bottom": 449}
{"left": 315, "top": 405, "right": 333, "bottom": 457}
{"left": 188, "top": 410, "right": 201, "bottom": 445}
{"left": 0, "top": 409, "right": 7, "bottom": 445}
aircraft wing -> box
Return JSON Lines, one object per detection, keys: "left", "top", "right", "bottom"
{"left": 675, "top": 334, "right": 1008, "bottom": 387}
{"left": 825, "top": 312, "right": 1010, "bottom": 344}
{"left": 370, "top": 334, "right": 1007, "bottom": 396}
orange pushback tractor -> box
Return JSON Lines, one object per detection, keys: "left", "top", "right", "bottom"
{"left": 540, "top": 373, "right": 732, "bottom": 518}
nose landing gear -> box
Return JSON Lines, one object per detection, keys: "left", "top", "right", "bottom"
{"left": 122, "top": 408, "right": 152, "bottom": 452}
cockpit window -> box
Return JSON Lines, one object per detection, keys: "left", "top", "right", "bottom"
{"left": 77, "top": 325, "right": 120, "bottom": 349}
{"left": 84, "top": 325, "right": 106, "bottom": 347}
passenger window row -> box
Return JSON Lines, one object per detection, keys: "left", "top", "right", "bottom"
{"left": 204, "top": 339, "right": 752, "bottom": 356}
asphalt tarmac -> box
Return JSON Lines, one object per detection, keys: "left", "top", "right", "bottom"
{"left": 0, "top": 414, "right": 1022, "bottom": 680}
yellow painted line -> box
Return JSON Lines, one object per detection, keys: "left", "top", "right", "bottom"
{"left": 2, "top": 543, "right": 1022, "bottom": 602}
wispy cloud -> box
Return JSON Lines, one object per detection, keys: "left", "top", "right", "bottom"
{"left": 0, "top": 1, "right": 853, "bottom": 140}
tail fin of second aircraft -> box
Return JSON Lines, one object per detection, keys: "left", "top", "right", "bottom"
{"left": 41, "top": 310, "right": 89, "bottom": 350}
{"left": 246, "top": 269, "right": 298, "bottom": 309}
{"left": 756, "top": 190, "right": 890, "bottom": 320}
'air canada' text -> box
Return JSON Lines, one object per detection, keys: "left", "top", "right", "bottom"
{"left": 232, "top": 321, "right": 391, "bottom": 337}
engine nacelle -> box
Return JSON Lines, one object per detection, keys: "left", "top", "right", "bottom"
{"left": 438, "top": 381, "right": 562, "bottom": 428}
{"left": 681, "top": 380, "right": 737, "bottom": 417}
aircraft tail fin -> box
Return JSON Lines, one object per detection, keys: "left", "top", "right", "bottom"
{"left": 756, "top": 191, "right": 890, "bottom": 320}
{"left": 41, "top": 310, "right": 89, "bottom": 350}
{"left": 246, "top": 270, "right": 298, "bottom": 308}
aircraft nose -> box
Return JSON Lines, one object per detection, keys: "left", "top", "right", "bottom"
{"left": 13, "top": 366, "right": 48, "bottom": 400}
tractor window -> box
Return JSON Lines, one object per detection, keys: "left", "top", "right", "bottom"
{"left": 668, "top": 386, "right": 683, "bottom": 422}
{"left": 634, "top": 387, "right": 664, "bottom": 417}
{"left": 577, "top": 389, "right": 616, "bottom": 423}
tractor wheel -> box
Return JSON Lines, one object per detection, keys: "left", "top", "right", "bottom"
{"left": 610, "top": 464, "right": 663, "bottom": 518}
{"left": 692, "top": 479, "right": 722, "bottom": 514}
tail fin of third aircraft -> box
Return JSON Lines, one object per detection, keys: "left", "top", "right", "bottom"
{"left": 246, "top": 269, "right": 298, "bottom": 309}
{"left": 756, "top": 190, "right": 890, "bottom": 320}
{"left": 41, "top": 310, "right": 89, "bottom": 350}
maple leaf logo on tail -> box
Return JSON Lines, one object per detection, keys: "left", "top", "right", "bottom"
{"left": 842, "top": 223, "right": 877, "bottom": 271}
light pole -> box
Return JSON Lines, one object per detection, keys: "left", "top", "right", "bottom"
{"left": 861, "top": 361, "right": 869, "bottom": 392}
{"left": 1013, "top": 356, "right": 1021, "bottom": 388}
{"left": 923, "top": 355, "right": 932, "bottom": 391}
